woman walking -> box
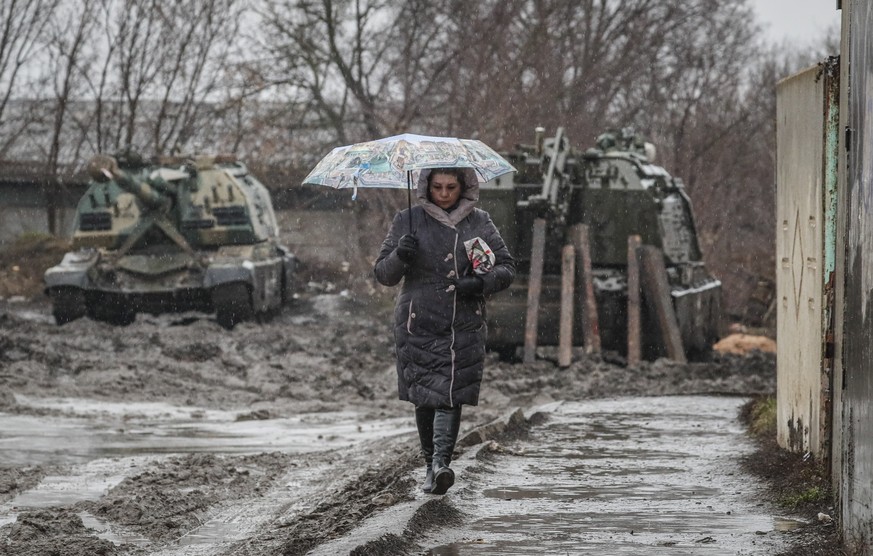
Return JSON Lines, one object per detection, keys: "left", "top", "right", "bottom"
{"left": 374, "top": 167, "right": 515, "bottom": 495}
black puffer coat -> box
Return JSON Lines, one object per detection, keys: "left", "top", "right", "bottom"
{"left": 374, "top": 170, "right": 515, "bottom": 408}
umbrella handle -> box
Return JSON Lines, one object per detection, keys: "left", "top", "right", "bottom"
{"left": 407, "top": 169, "right": 412, "bottom": 234}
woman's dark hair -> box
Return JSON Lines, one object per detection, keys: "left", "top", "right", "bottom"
{"left": 426, "top": 167, "right": 467, "bottom": 190}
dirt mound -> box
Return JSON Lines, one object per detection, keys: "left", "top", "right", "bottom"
{"left": 0, "top": 289, "right": 779, "bottom": 420}
{"left": 0, "top": 509, "right": 120, "bottom": 556}
{"left": 0, "top": 298, "right": 776, "bottom": 422}
{"left": 0, "top": 296, "right": 400, "bottom": 414}
{"left": 478, "top": 349, "right": 775, "bottom": 410}
{"left": 0, "top": 235, "right": 69, "bottom": 300}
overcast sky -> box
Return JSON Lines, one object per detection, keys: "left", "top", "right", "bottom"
{"left": 750, "top": 0, "right": 841, "bottom": 44}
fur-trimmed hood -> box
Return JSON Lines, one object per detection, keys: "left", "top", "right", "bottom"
{"left": 415, "top": 167, "right": 480, "bottom": 228}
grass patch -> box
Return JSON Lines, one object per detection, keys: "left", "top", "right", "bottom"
{"left": 747, "top": 395, "right": 777, "bottom": 439}
{"left": 739, "top": 396, "right": 832, "bottom": 511}
{"left": 780, "top": 485, "right": 829, "bottom": 510}
{"left": 11, "top": 231, "right": 55, "bottom": 244}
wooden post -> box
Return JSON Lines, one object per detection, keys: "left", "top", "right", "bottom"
{"left": 524, "top": 218, "right": 547, "bottom": 364}
{"left": 559, "top": 244, "right": 575, "bottom": 367}
{"left": 627, "top": 235, "right": 642, "bottom": 366}
{"left": 639, "top": 245, "right": 686, "bottom": 363}
{"left": 571, "top": 224, "right": 601, "bottom": 353}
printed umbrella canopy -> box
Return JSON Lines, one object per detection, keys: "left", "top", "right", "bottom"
{"left": 301, "top": 133, "right": 516, "bottom": 200}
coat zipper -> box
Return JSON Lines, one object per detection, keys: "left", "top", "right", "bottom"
{"left": 449, "top": 232, "right": 459, "bottom": 407}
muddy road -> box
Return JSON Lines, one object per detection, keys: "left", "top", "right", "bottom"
{"left": 0, "top": 293, "right": 788, "bottom": 555}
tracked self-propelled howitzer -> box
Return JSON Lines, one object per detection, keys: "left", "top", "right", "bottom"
{"left": 478, "top": 127, "right": 721, "bottom": 361}
{"left": 44, "top": 151, "right": 297, "bottom": 328}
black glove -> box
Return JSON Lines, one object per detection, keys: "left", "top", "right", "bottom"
{"left": 396, "top": 234, "right": 418, "bottom": 264}
{"left": 454, "top": 275, "right": 484, "bottom": 296}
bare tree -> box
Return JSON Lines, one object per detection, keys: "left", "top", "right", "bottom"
{"left": 76, "top": 0, "right": 114, "bottom": 154}
{"left": 63, "top": 0, "right": 246, "bottom": 158}
{"left": 689, "top": 35, "right": 839, "bottom": 318}
{"left": 485, "top": 1, "right": 755, "bottom": 147}
{"left": 0, "top": 0, "right": 59, "bottom": 158}
{"left": 150, "top": 0, "right": 245, "bottom": 154}
{"left": 255, "top": 0, "right": 476, "bottom": 149}
{"left": 257, "top": 0, "right": 390, "bottom": 145}
{"left": 114, "top": 0, "right": 165, "bottom": 149}
{"left": 42, "top": 0, "right": 98, "bottom": 234}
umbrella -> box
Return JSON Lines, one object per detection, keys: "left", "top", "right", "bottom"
{"left": 301, "top": 134, "right": 516, "bottom": 222}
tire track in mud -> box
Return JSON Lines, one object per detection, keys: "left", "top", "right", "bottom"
{"left": 0, "top": 424, "right": 420, "bottom": 556}
{"left": 148, "top": 435, "right": 416, "bottom": 556}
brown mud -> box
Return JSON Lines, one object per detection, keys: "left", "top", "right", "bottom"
{"left": 0, "top": 292, "right": 825, "bottom": 555}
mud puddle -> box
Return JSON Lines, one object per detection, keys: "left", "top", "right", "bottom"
{"left": 420, "top": 396, "right": 796, "bottom": 555}
{"left": 0, "top": 396, "right": 413, "bottom": 539}
{"left": 2, "top": 396, "right": 412, "bottom": 466}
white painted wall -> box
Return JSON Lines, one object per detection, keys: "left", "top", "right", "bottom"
{"left": 775, "top": 65, "right": 827, "bottom": 457}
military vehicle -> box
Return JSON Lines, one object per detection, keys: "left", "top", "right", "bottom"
{"left": 44, "top": 151, "right": 297, "bottom": 329}
{"left": 478, "top": 127, "right": 721, "bottom": 361}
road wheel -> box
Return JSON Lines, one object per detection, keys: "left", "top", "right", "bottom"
{"left": 50, "top": 287, "right": 86, "bottom": 325}
{"left": 88, "top": 292, "right": 136, "bottom": 326}
{"left": 213, "top": 282, "right": 253, "bottom": 330}
{"left": 493, "top": 345, "right": 520, "bottom": 363}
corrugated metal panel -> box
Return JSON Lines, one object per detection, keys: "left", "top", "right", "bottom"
{"left": 775, "top": 64, "right": 833, "bottom": 458}
{"left": 840, "top": 0, "right": 873, "bottom": 549}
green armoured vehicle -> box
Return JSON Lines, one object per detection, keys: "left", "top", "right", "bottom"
{"left": 478, "top": 127, "right": 721, "bottom": 360}
{"left": 44, "top": 151, "right": 297, "bottom": 328}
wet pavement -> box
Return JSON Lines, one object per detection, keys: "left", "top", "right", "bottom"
{"left": 316, "top": 396, "right": 801, "bottom": 555}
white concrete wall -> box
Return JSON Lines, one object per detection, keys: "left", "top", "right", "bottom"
{"left": 0, "top": 207, "right": 76, "bottom": 243}
{"left": 775, "top": 65, "right": 827, "bottom": 457}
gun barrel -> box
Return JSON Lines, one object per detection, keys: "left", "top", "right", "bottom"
{"left": 541, "top": 127, "right": 566, "bottom": 203}
{"left": 114, "top": 171, "right": 169, "bottom": 210}
{"left": 87, "top": 154, "right": 170, "bottom": 211}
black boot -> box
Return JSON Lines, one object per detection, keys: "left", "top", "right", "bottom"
{"left": 431, "top": 406, "right": 462, "bottom": 495}
{"left": 415, "top": 406, "right": 435, "bottom": 493}
{"left": 422, "top": 465, "right": 434, "bottom": 494}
